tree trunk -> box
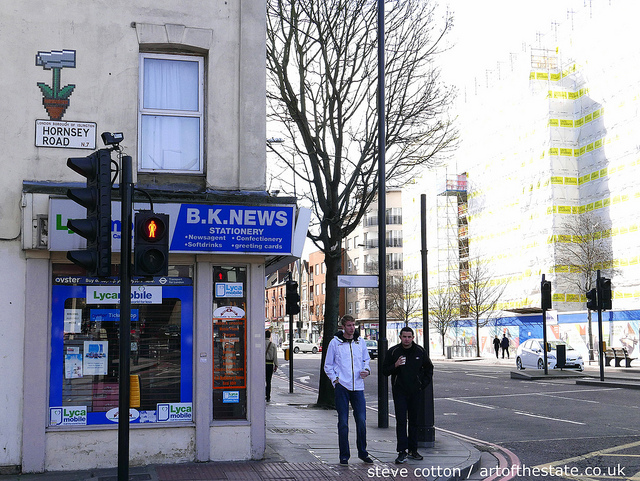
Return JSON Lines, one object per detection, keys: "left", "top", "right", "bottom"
{"left": 475, "top": 321, "right": 481, "bottom": 357}
{"left": 316, "top": 249, "right": 342, "bottom": 408}
{"left": 441, "top": 332, "right": 445, "bottom": 356}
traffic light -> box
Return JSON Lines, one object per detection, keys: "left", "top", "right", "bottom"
{"left": 66, "top": 149, "right": 112, "bottom": 277}
{"left": 598, "top": 277, "right": 612, "bottom": 310}
{"left": 541, "top": 280, "right": 552, "bottom": 310}
{"left": 285, "top": 280, "right": 300, "bottom": 315}
{"left": 213, "top": 267, "right": 227, "bottom": 283}
{"left": 133, "top": 211, "right": 169, "bottom": 276}
{"left": 586, "top": 288, "right": 598, "bottom": 311}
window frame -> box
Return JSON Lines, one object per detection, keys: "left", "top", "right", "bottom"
{"left": 138, "top": 53, "right": 205, "bottom": 174}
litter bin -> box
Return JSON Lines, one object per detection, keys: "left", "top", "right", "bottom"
{"left": 284, "top": 348, "right": 290, "bottom": 361}
{"left": 446, "top": 346, "right": 452, "bottom": 359}
{"left": 556, "top": 343, "right": 566, "bottom": 369}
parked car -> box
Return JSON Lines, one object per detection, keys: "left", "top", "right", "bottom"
{"left": 292, "top": 338, "right": 319, "bottom": 354}
{"left": 516, "top": 339, "right": 584, "bottom": 371}
{"left": 365, "top": 340, "right": 378, "bottom": 359}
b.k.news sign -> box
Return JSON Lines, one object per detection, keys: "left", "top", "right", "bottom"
{"left": 49, "top": 199, "right": 295, "bottom": 255}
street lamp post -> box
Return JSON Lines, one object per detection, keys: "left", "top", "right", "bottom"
{"left": 376, "top": 0, "right": 389, "bottom": 429}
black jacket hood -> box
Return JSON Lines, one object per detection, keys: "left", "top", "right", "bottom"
{"left": 335, "top": 329, "right": 361, "bottom": 342}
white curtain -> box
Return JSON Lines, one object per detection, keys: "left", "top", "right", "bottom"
{"left": 141, "top": 58, "right": 200, "bottom": 171}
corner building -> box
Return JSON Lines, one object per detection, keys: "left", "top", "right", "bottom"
{"left": 1, "top": 0, "right": 301, "bottom": 473}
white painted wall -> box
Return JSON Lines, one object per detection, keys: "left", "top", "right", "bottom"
{"left": 0, "top": 244, "right": 27, "bottom": 467}
{"left": 0, "top": 0, "right": 268, "bottom": 472}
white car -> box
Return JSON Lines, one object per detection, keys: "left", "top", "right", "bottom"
{"left": 365, "top": 340, "right": 378, "bottom": 359}
{"left": 516, "top": 339, "right": 584, "bottom": 371}
{"left": 291, "top": 338, "right": 319, "bottom": 354}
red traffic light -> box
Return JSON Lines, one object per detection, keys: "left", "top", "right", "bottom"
{"left": 134, "top": 212, "right": 169, "bottom": 277}
{"left": 140, "top": 216, "right": 166, "bottom": 242}
{"left": 214, "top": 267, "right": 227, "bottom": 282}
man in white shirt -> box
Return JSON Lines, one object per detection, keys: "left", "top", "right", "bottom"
{"left": 323, "top": 315, "right": 373, "bottom": 465}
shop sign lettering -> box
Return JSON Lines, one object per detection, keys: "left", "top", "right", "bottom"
{"left": 50, "top": 406, "right": 87, "bottom": 426}
{"left": 49, "top": 199, "right": 297, "bottom": 255}
{"left": 222, "top": 391, "right": 240, "bottom": 403}
{"left": 86, "top": 286, "right": 162, "bottom": 304}
{"left": 156, "top": 403, "right": 193, "bottom": 422}
{"left": 215, "top": 282, "right": 243, "bottom": 298}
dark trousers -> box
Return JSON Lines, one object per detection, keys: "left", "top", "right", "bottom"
{"left": 266, "top": 363, "right": 274, "bottom": 401}
{"left": 494, "top": 346, "right": 499, "bottom": 358}
{"left": 501, "top": 347, "right": 509, "bottom": 358}
{"left": 392, "top": 387, "right": 420, "bottom": 453}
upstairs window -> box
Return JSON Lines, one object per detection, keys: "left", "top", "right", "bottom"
{"left": 139, "top": 54, "right": 204, "bottom": 173}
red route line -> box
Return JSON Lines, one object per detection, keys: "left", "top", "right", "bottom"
{"left": 436, "top": 427, "right": 521, "bottom": 481}
{"left": 483, "top": 452, "right": 507, "bottom": 481}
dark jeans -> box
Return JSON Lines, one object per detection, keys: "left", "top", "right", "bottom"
{"left": 502, "top": 347, "right": 509, "bottom": 358}
{"left": 392, "top": 387, "right": 420, "bottom": 453}
{"left": 265, "top": 363, "right": 274, "bottom": 401}
{"left": 334, "top": 383, "right": 368, "bottom": 461}
{"left": 494, "top": 347, "right": 499, "bottom": 358}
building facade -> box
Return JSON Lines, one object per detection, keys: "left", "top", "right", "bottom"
{"left": 2, "top": 0, "right": 304, "bottom": 474}
{"left": 344, "top": 190, "right": 405, "bottom": 343}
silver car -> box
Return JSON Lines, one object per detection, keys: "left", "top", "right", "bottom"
{"left": 516, "top": 339, "right": 584, "bottom": 371}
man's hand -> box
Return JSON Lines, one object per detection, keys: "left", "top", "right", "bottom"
{"left": 395, "top": 356, "right": 406, "bottom": 368}
{"left": 359, "top": 370, "right": 370, "bottom": 379}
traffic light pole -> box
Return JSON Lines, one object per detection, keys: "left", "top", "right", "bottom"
{"left": 542, "top": 274, "right": 549, "bottom": 375}
{"left": 288, "top": 272, "right": 294, "bottom": 394}
{"left": 596, "top": 270, "right": 605, "bottom": 382}
{"left": 417, "top": 194, "right": 434, "bottom": 446}
{"left": 117, "top": 155, "right": 133, "bottom": 481}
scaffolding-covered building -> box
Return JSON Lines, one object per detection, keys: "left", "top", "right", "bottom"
{"left": 415, "top": 1, "right": 640, "bottom": 359}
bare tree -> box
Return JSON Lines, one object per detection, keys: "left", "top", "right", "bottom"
{"left": 429, "top": 287, "right": 458, "bottom": 356}
{"left": 372, "top": 272, "right": 422, "bottom": 326}
{"left": 266, "top": 0, "right": 456, "bottom": 406}
{"left": 463, "top": 258, "right": 507, "bottom": 357}
{"left": 554, "top": 212, "right": 616, "bottom": 360}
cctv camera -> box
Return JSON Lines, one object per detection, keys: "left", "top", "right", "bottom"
{"left": 101, "top": 132, "right": 124, "bottom": 146}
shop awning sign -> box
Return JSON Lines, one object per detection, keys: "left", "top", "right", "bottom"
{"left": 169, "top": 204, "right": 294, "bottom": 255}
{"left": 49, "top": 199, "right": 295, "bottom": 255}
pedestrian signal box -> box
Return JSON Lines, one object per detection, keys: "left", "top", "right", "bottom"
{"left": 134, "top": 211, "right": 169, "bottom": 277}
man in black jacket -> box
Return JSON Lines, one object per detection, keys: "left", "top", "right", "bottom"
{"left": 382, "top": 326, "right": 434, "bottom": 464}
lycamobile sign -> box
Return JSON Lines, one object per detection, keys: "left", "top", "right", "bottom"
{"left": 86, "top": 286, "right": 162, "bottom": 304}
{"left": 50, "top": 406, "right": 87, "bottom": 425}
{"left": 157, "top": 403, "right": 192, "bottom": 422}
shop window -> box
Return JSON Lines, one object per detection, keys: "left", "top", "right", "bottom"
{"left": 49, "top": 264, "right": 194, "bottom": 426}
{"left": 212, "top": 265, "right": 248, "bottom": 420}
{"left": 138, "top": 53, "right": 204, "bottom": 173}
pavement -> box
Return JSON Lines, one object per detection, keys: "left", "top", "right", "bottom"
{"left": 1, "top": 354, "right": 638, "bottom": 481}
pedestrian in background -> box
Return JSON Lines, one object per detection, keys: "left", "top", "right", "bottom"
{"left": 265, "top": 330, "right": 278, "bottom": 402}
{"left": 500, "top": 334, "right": 510, "bottom": 359}
{"left": 493, "top": 335, "right": 500, "bottom": 359}
{"left": 323, "top": 315, "right": 373, "bottom": 466}
{"left": 383, "top": 326, "right": 433, "bottom": 465}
